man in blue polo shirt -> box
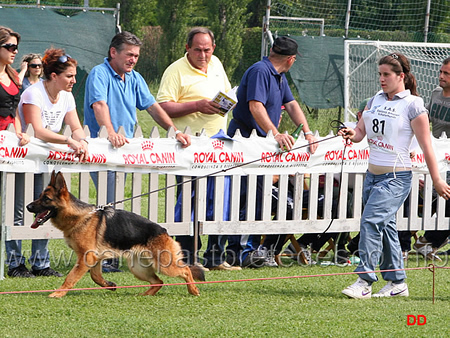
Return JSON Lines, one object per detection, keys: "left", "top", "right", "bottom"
{"left": 84, "top": 31, "right": 190, "bottom": 146}
{"left": 84, "top": 31, "right": 191, "bottom": 272}
{"left": 227, "top": 36, "right": 318, "bottom": 268}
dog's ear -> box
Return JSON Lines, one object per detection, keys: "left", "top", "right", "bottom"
{"left": 54, "top": 172, "right": 68, "bottom": 192}
{"left": 50, "top": 170, "right": 57, "bottom": 186}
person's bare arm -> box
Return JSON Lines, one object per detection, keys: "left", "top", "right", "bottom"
{"left": 146, "top": 102, "right": 191, "bottom": 147}
{"left": 92, "top": 100, "right": 128, "bottom": 148}
{"left": 412, "top": 114, "right": 450, "bottom": 199}
{"left": 159, "top": 100, "right": 221, "bottom": 118}
{"left": 248, "top": 100, "right": 295, "bottom": 151}
{"left": 284, "top": 100, "right": 317, "bottom": 153}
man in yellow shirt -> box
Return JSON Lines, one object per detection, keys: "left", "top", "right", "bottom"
{"left": 157, "top": 27, "right": 239, "bottom": 271}
{"left": 157, "top": 27, "right": 230, "bottom": 136}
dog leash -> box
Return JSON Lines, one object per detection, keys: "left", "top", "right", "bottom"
{"left": 101, "top": 131, "right": 343, "bottom": 209}
{"left": 317, "top": 120, "right": 349, "bottom": 238}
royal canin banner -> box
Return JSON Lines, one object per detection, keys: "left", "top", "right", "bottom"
{"left": 0, "top": 130, "right": 448, "bottom": 175}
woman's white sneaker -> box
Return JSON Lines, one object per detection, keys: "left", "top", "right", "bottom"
{"left": 342, "top": 277, "right": 372, "bottom": 299}
{"left": 373, "top": 281, "right": 409, "bottom": 298}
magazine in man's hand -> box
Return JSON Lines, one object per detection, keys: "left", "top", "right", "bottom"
{"left": 212, "top": 86, "right": 238, "bottom": 116}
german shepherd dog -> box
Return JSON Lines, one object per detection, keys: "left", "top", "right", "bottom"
{"left": 27, "top": 171, "right": 205, "bottom": 298}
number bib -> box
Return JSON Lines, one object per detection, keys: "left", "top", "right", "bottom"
{"left": 363, "top": 92, "right": 419, "bottom": 167}
{"left": 363, "top": 102, "right": 405, "bottom": 154}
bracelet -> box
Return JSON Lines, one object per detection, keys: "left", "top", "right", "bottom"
{"left": 175, "top": 130, "right": 182, "bottom": 135}
{"left": 274, "top": 132, "right": 280, "bottom": 138}
{"left": 79, "top": 138, "right": 89, "bottom": 144}
{"left": 65, "top": 136, "right": 71, "bottom": 143}
{"left": 304, "top": 131, "right": 313, "bottom": 136}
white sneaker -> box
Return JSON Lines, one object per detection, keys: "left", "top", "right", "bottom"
{"left": 342, "top": 277, "right": 372, "bottom": 299}
{"left": 373, "top": 281, "right": 409, "bottom": 298}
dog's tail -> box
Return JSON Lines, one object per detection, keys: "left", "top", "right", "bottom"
{"left": 189, "top": 265, "right": 206, "bottom": 281}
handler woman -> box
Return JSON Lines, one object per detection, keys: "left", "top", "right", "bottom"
{"left": 339, "top": 53, "right": 450, "bottom": 299}
{"left": 8, "top": 48, "right": 89, "bottom": 277}
{"left": 19, "top": 48, "right": 88, "bottom": 158}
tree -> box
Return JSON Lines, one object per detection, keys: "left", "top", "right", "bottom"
{"left": 156, "top": 0, "right": 192, "bottom": 75}
{"left": 206, "top": 0, "right": 251, "bottom": 80}
{"left": 100, "top": 0, "right": 158, "bottom": 36}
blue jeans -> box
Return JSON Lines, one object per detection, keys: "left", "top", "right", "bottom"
{"left": 355, "top": 170, "right": 412, "bottom": 283}
{"left": 238, "top": 175, "right": 264, "bottom": 263}
{"left": 90, "top": 170, "right": 117, "bottom": 205}
{"left": 175, "top": 176, "right": 231, "bottom": 266}
{"left": 5, "top": 174, "right": 50, "bottom": 270}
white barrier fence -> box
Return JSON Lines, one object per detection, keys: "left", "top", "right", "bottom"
{"left": 1, "top": 124, "right": 449, "bottom": 278}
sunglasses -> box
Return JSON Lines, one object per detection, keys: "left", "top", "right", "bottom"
{"left": 1, "top": 43, "right": 18, "bottom": 53}
{"left": 58, "top": 54, "right": 72, "bottom": 63}
{"left": 29, "top": 64, "right": 42, "bottom": 69}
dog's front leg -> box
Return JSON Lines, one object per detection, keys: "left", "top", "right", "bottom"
{"left": 90, "top": 260, "right": 117, "bottom": 291}
{"left": 49, "top": 258, "right": 90, "bottom": 298}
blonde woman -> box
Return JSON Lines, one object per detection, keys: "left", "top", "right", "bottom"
{"left": 18, "top": 53, "right": 43, "bottom": 93}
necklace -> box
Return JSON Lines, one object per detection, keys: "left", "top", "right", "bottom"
{"left": 44, "top": 81, "right": 59, "bottom": 103}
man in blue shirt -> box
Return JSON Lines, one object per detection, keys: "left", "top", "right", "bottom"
{"left": 84, "top": 31, "right": 190, "bottom": 145}
{"left": 84, "top": 31, "right": 191, "bottom": 272}
{"left": 227, "top": 36, "right": 318, "bottom": 268}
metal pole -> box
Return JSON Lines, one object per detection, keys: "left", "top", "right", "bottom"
{"left": 261, "top": 16, "right": 267, "bottom": 60}
{"left": 0, "top": 172, "right": 6, "bottom": 280}
{"left": 345, "top": 0, "right": 352, "bottom": 38}
{"left": 116, "top": 3, "right": 121, "bottom": 33}
{"left": 424, "top": 0, "right": 431, "bottom": 43}
{"left": 343, "top": 40, "right": 350, "bottom": 122}
{"left": 261, "top": 0, "right": 272, "bottom": 59}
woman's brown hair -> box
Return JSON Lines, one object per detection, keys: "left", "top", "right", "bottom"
{"left": 0, "top": 26, "right": 21, "bottom": 87}
{"left": 42, "top": 48, "right": 77, "bottom": 80}
{"left": 378, "top": 53, "right": 418, "bottom": 96}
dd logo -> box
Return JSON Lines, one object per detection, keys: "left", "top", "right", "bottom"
{"left": 407, "top": 315, "right": 427, "bottom": 326}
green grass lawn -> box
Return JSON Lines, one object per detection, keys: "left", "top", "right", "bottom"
{"left": 2, "top": 88, "right": 449, "bottom": 336}
{"left": 1, "top": 238, "right": 449, "bottom": 337}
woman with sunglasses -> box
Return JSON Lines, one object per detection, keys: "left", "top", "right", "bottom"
{"left": 0, "top": 26, "right": 29, "bottom": 143}
{"left": 18, "top": 53, "right": 43, "bottom": 94}
{"left": 1, "top": 26, "right": 57, "bottom": 279}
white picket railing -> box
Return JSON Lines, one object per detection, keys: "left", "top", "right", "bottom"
{"left": 1, "top": 125, "right": 449, "bottom": 279}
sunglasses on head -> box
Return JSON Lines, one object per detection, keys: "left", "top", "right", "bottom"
{"left": 29, "top": 64, "right": 42, "bottom": 68}
{"left": 1, "top": 43, "right": 18, "bottom": 53}
{"left": 58, "top": 54, "right": 71, "bottom": 63}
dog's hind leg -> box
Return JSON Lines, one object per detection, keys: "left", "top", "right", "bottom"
{"left": 128, "top": 262, "right": 164, "bottom": 296}
{"left": 177, "top": 266, "right": 201, "bottom": 296}
{"left": 141, "top": 271, "right": 164, "bottom": 296}
{"left": 158, "top": 263, "right": 201, "bottom": 296}
{"left": 155, "top": 237, "right": 201, "bottom": 296}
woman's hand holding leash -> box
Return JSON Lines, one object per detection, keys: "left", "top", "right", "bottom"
{"left": 337, "top": 127, "right": 355, "bottom": 140}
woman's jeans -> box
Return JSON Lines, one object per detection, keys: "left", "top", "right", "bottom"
{"left": 5, "top": 174, "right": 50, "bottom": 270}
{"left": 355, "top": 170, "right": 412, "bottom": 283}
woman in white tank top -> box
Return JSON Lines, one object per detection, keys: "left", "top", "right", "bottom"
{"left": 338, "top": 53, "right": 450, "bottom": 299}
